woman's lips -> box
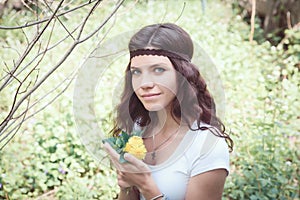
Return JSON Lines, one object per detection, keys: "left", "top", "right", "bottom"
{"left": 141, "top": 93, "right": 161, "bottom": 100}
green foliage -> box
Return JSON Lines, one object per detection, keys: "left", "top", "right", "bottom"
{"left": 0, "top": 108, "right": 118, "bottom": 199}
{"left": 220, "top": 6, "right": 300, "bottom": 199}
{"left": 282, "top": 28, "right": 300, "bottom": 60}
{"left": 224, "top": 126, "right": 299, "bottom": 199}
{"left": 0, "top": 0, "right": 299, "bottom": 199}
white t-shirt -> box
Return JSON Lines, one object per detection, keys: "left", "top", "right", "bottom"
{"left": 140, "top": 123, "right": 230, "bottom": 200}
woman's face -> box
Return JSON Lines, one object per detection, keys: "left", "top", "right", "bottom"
{"left": 130, "top": 55, "right": 177, "bottom": 112}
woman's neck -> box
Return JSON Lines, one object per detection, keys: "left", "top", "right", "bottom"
{"left": 151, "top": 107, "right": 179, "bottom": 135}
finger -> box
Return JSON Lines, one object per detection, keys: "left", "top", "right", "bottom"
{"left": 124, "top": 153, "right": 149, "bottom": 172}
{"left": 118, "top": 180, "right": 131, "bottom": 189}
{"left": 117, "top": 172, "right": 123, "bottom": 180}
{"left": 117, "top": 170, "right": 131, "bottom": 188}
{"left": 117, "top": 170, "right": 123, "bottom": 178}
{"left": 103, "top": 142, "right": 120, "bottom": 160}
{"left": 103, "top": 143, "right": 124, "bottom": 170}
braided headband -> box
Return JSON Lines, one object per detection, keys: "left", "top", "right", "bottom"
{"left": 130, "top": 49, "right": 191, "bottom": 62}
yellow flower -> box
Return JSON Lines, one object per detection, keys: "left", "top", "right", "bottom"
{"left": 123, "top": 136, "right": 147, "bottom": 160}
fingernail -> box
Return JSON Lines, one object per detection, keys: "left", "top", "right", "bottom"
{"left": 124, "top": 153, "right": 130, "bottom": 159}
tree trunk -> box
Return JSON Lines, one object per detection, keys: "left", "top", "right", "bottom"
{"left": 237, "top": 0, "right": 300, "bottom": 44}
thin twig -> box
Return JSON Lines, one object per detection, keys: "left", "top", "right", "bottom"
{"left": 0, "top": 74, "right": 22, "bottom": 128}
{"left": 0, "top": 21, "right": 81, "bottom": 85}
{"left": 36, "top": 188, "right": 58, "bottom": 200}
{"left": 78, "top": 0, "right": 125, "bottom": 44}
{"left": 0, "top": 70, "right": 75, "bottom": 148}
{"left": 15, "top": 17, "right": 55, "bottom": 96}
{"left": 15, "top": 15, "right": 55, "bottom": 100}
{"left": 278, "top": 22, "right": 300, "bottom": 46}
{"left": 42, "top": 0, "right": 75, "bottom": 41}
{"left": 174, "top": 2, "right": 186, "bottom": 23}
{"left": 36, "top": 0, "right": 40, "bottom": 33}
{"left": 20, "top": 25, "right": 30, "bottom": 46}
{"left": 159, "top": 0, "right": 169, "bottom": 23}
{"left": 76, "top": 0, "right": 102, "bottom": 40}
{"left": 249, "top": 0, "right": 256, "bottom": 43}
{"left": 96, "top": 4, "right": 117, "bottom": 42}
{"left": 0, "top": 93, "right": 30, "bottom": 150}
{"left": 21, "top": 0, "right": 35, "bottom": 13}
{"left": 115, "top": 0, "right": 137, "bottom": 16}
{"left": 12, "top": 68, "right": 39, "bottom": 119}
{"left": 287, "top": 11, "right": 292, "bottom": 29}
{"left": 0, "top": 0, "right": 98, "bottom": 30}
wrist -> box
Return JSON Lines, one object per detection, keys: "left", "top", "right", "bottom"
{"left": 138, "top": 179, "right": 161, "bottom": 200}
{"left": 138, "top": 178, "right": 155, "bottom": 194}
{"left": 119, "top": 186, "right": 132, "bottom": 195}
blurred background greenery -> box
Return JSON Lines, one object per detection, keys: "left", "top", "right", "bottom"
{"left": 0, "top": 0, "right": 299, "bottom": 199}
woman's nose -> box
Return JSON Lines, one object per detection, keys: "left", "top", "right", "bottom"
{"left": 140, "top": 75, "right": 154, "bottom": 89}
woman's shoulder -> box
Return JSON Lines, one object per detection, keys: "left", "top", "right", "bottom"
{"left": 186, "top": 121, "right": 229, "bottom": 159}
{"left": 184, "top": 122, "right": 230, "bottom": 175}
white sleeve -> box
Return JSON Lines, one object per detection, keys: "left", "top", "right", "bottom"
{"left": 190, "top": 134, "right": 230, "bottom": 177}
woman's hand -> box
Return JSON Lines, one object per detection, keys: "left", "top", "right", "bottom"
{"left": 103, "top": 142, "right": 150, "bottom": 185}
{"left": 103, "top": 142, "right": 161, "bottom": 199}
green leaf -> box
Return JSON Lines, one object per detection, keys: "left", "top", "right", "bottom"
{"left": 115, "top": 137, "right": 124, "bottom": 148}
{"left": 116, "top": 148, "right": 123, "bottom": 154}
{"left": 120, "top": 131, "right": 130, "bottom": 143}
{"left": 119, "top": 153, "right": 127, "bottom": 163}
{"left": 102, "top": 138, "right": 117, "bottom": 149}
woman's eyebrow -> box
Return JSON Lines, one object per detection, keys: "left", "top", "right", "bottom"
{"left": 130, "top": 63, "right": 169, "bottom": 69}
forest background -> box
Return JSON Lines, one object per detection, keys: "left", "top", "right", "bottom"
{"left": 0, "top": 0, "right": 299, "bottom": 199}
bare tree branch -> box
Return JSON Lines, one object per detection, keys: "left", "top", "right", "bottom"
{"left": 0, "top": 94, "right": 31, "bottom": 150}
{"left": 76, "top": 0, "right": 102, "bottom": 40}
{"left": 249, "top": 0, "right": 256, "bottom": 43}
{"left": 21, "top": 0, "right": 35, "bottom": 13}
{"left": 0, "top": 68, "right": 75, "bottom": 148}
{"left": 0, "top": 0, "right": 126, "bottom": 148}
{"left": 0, "top": 0, "right": 98, "bottom": 30}
{"left": 42, "top": 0, "right": 75, "bottom": 40}
{"left": 0, "top": 0, "right": 65, "bottom": 92}
{"left": 78, "top": 0, "right": 124, "bottom": 44}
{"left": 0, "top": 20, "right": 81, "bottom": 85}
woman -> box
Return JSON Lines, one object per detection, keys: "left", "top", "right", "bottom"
{"left": 103, "top": 23, "right": 233, "bottom": 200}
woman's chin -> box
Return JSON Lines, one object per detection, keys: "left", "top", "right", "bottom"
{"left": 144, "top": 104, "right": 164, "bottom": 112}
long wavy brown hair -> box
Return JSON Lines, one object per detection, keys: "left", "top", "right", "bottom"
{"left": 111, "top": 23, "right": 233, "bottom": 151}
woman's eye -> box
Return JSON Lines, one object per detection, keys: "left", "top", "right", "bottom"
{"left": 154, "top": 67, "right": 165, "bottom": 73}
{"left": 131, "top": 69, "right": 141, "bottom": 75}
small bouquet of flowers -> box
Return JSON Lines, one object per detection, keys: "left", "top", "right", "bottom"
{"left": 103, "top": 130, "right": 147, "bottom": 163}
